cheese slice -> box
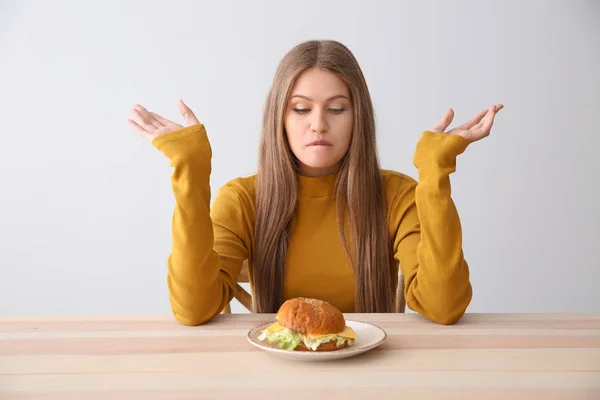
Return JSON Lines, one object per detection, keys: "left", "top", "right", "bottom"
{"left": 263, "top": 321, "right": 285, "bottom": 334}
{"left": 307, "top": 326, "right": 357, "bottom": 339}
{"left": 263, "top": 322, "right": 357, "bottom": 339}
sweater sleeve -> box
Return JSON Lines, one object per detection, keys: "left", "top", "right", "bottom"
{"left": 152, "top": 124, "right": 249, "bottom": 326}
{"left": 390, "top": 131, "right": 473, "bottom": 325}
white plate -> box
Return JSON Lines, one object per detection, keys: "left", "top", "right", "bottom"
{"left": 246, "top": 320, "right": 387, "bottom": 361}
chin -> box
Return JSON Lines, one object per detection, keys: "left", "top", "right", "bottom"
{"left": 299, "top": 157, "right": 341, "bottom": 171}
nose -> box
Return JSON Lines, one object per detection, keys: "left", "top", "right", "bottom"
{"left": 310, "top": 109, "right": 328, "bottom": 134}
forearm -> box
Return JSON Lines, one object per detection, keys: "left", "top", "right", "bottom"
{"left": 409, "top": 180, "right": 472, "bottom": 324}
{"left": 395, "top": 131, "right": 473, "bottom": 324}
{"left": 153, "top": 125, "right": 235, "bottom": 325}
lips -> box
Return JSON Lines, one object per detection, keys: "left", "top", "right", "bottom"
{"left": 308, "top": 140, "right": 332, "bottom": 146}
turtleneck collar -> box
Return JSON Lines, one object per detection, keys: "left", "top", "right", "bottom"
{"left": 297, "top": 172, "right": 337, "bottom": 198}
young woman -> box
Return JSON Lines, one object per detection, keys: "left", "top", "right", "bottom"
{"left": 128, "top": 40, "right": 502, "bottom": 326}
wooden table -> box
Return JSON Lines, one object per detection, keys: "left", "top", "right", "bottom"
{"left": 1, "top": 313, "right": 599, "bottom": 399}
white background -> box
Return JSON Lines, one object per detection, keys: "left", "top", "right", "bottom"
{"left": 1, "top": 0, "right": 598, "bottom": 316}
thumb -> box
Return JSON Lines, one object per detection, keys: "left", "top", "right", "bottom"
{"left": 431, "top": 108, "right": 454, "bottom": 133}
{"left": 178, "top": 99, "right": 200, "bottom": 126}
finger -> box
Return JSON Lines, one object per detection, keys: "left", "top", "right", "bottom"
{"left": 150, "top": 112, "right": 175, "bottom": 126}
{"left": 131, "top": 107, "right": 158, "bottom": 131}
{"left": 146, "top": 111, "right": 165, "bottom": 127}
{"left": 459, "top": 109, "right": 488, "bottom": 130}
{"left": 134, "top": 104, "right": 162, "bottom": 129}
{"left": 474, "top": 104, "right": 501, "bottom": 133}
{"left": 127, "top": 119, "right": 153, "bottom": 141}
{"left": 178, "top": 99, "right": 200, "bottom": 126}
{"left": 431, "top": 108, "right": 454, "bottom": 132}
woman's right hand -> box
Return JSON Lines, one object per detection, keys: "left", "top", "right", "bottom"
{"left": 127, "top": 99, "right": 200, "bottom": 142}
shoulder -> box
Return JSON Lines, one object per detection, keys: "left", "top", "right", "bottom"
{"left": 220, "top": 173, "right": 257, "bottom": 198}
{"left": 380, "top": 169, "right": 418, "bottom": 221}
{"left": 210, "top": 174, "right": 257, "bottom": 247}
{"left": 380, "top": 169, "right": 417, "bottom": 198}
{"left": 213, "top": 173, "right": 257, "bottom": 214}
{"left": 211, "top": 174, "right": 257, "bottom": 234}
{"left": 380, "top": 170, "right": 419, "bottom": 235}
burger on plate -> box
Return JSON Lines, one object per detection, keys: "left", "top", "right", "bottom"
{"left": 257, "top": 297, "right": 357, "bottom": 351}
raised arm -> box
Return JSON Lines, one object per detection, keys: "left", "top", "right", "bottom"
{"left": 128, "top": 101, "right": 249, "bottom": 325}
{"left": 392, "top": 105, "right": 503, "bottom": 324}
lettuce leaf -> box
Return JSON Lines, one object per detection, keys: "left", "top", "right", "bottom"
{"left": 258, "top": 328, "right": 303, "bottom": 350}
{"left": 258, "top": 328, "right": 349, "bottom": 351}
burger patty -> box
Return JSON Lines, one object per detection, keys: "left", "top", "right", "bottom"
{"left": 294, "top": 338, "right": 352, "bottom": 352}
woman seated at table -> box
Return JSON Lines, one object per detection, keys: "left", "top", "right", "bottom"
{"left": 127, "top": 40, "right": 503, "bottom": 326}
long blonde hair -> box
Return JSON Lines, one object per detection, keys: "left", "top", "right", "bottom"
{"left": 252, "top": 40, "right": 395, "bottom": 313}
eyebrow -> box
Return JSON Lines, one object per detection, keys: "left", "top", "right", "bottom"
{"left": 290, "top": 94, "right": 350, "bottom": 102}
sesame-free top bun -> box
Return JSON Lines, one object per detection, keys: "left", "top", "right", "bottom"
{"left": 276, "top": 297, "right": 346, "bottom": 336}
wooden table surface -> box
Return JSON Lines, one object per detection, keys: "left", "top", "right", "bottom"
{"left": 1, "top": 313, "right": 599, "bottom": 399}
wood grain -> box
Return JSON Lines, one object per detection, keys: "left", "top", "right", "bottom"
{"left": 1, "top": 313, "right": 599, "bottom": 399}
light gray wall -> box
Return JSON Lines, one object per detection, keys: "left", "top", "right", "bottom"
{"left": 1, "top": 0, "right": 598, "bottom": 316}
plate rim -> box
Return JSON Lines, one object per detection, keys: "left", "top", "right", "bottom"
{"left": 246, "top": 319, "right": 387, "bottom": 356}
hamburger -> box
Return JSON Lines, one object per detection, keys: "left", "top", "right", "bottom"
{"left": 257, "top": 297, "right": 357, "bottom": 351}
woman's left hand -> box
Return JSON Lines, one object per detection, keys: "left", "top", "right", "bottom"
{"left": 431, "top": 104, "right": 504, "bottom": 143}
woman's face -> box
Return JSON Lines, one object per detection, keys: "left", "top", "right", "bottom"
{"left": 284, "top": 68, "right": 353, "bottom": 177}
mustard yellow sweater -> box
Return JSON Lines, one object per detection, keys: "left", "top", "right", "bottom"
{"left": 152, "top": 124, "right": 472, "bottom": 326}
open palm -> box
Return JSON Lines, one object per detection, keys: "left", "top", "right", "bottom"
{"left": 127, "top": 99, "right": 199, "bottom": 142}
{"left": 432, "top": 104, "right": 504, "bottom": 143}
